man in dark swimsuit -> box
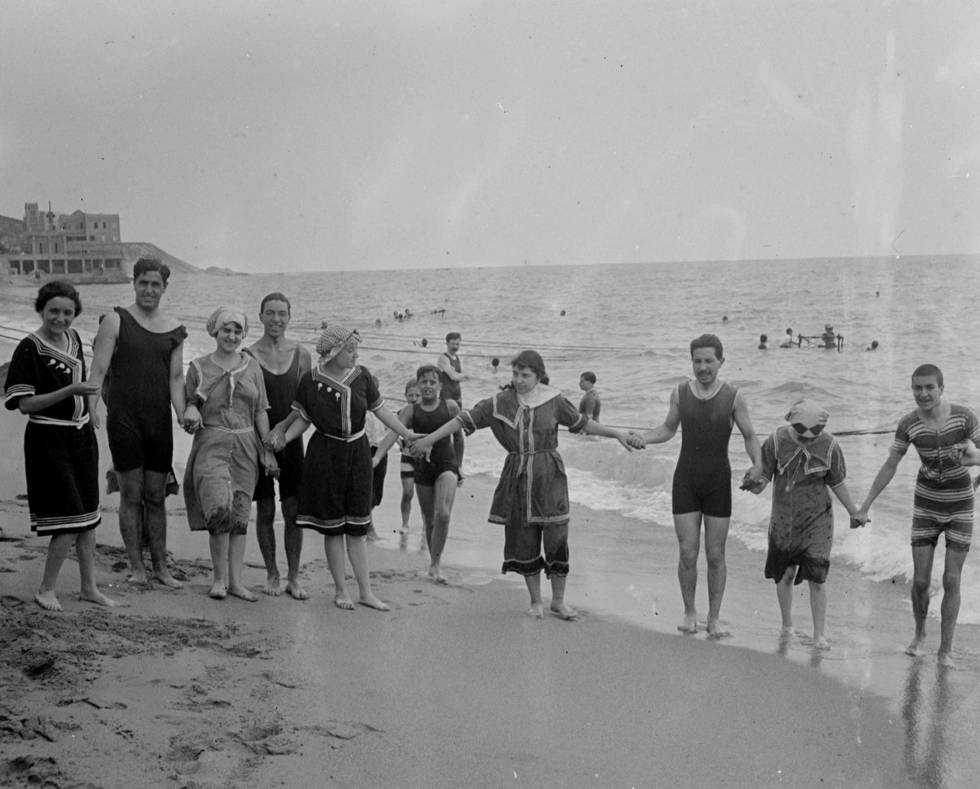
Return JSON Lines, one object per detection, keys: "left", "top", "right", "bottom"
{"left": 437, "top": 332, "right": 466, "bottom": 474}
{"left": 89, "top": 257, "right": 187, "bottom": 587}
{"left": 638, "top": 334, "right": 763, "bottom": 638}
{"left": 375, "top": 364, "right": 462, "bottom": 583}
{"left": 248, "top": 293, "right": 311, "bottom": 600}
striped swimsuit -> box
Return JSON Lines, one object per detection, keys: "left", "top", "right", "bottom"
{"left": 892, "top": 405, "right": 980, "bottom": 550}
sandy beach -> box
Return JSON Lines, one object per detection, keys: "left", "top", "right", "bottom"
{"left": 0, "top": 397, "right": 942, "bottom": 789}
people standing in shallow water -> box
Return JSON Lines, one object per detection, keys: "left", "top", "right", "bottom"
{"left": 751, "top": 400, "right": 865, "bottom": 650}
{"left": 779, "top": 328, "right": 795, "bottom": 348}
{"left": 88, "top": 257, "right": 187, "bottom": 587}
{"left": 182, "top": 307, "right": 277, "bottom": 601}
{"left": 410, "top": 350, "right": 643, "bottom": 620}
{"left": 854, "top": 364, "right": 980, "bottom": 668}
{"left": 246, "top": 293, "right": 311, "bottom": 600}
{"left": 578, "top": 371, "right": 601, "bottom": 421}
{"left": 375, "top": 365, "right": 463, "bottom": 583}
{"left": 396, "top": 380, "right": 422, "bottom": 536}
{"left": 4, "top": 281, "right": 120, "bottom": 612}
{"left": 280, "top": 323, "right": 419, "bottom": 611}
{"left": 635, "top": 334, "right": 764, "bottom": 638}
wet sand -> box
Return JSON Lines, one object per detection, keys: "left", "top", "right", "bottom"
{"left": 0, "top": 399, "right": 950, "bottom": 789}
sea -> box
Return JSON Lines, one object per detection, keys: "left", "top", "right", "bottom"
{"left": 3, "top": 256, "right": 980, "bottom": 668}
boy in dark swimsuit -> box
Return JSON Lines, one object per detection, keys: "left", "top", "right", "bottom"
{"left": 248, "top": 293, "right": 312, "bottom": 600}
{"left": 375, "top": 365, "right": 462, "bottom": 583}
{"left": 637, "top": 334, "right": 764, "bottom": 638}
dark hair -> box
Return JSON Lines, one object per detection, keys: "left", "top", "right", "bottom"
{"left": 35, "top": 280, "right": 82, "bottom": 316}
{"left": 511, "top": 350, "right": 549, "bottom": 385}
{"left": 690, "top": 333, "right": 723, "bottom": 360}
{"left": 404, "top": 378, "right": 421, "bottom": 395}
{"left": 445, "top": 332, "right": 461, "bottom": 343}
{"left": 580, "top": 371, "right": 596, "bottom": 384}
{"left": 133, "top": 256, "right": 171, "bottom": 284}
{"left": 260, "top": 292, "right": 291, "bottom": 314}
{"left": 759, "top": 334, "right": 767, "bottom": 343}
{"left": 912, "top": 364, "right": 943, "bottom": 388}
{"left": 415, "top": 364, "right": 442, "bottom": 382}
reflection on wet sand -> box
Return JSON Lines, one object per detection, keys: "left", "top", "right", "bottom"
{"left": 903, "top": 660, "right": 951, "bottom": 788}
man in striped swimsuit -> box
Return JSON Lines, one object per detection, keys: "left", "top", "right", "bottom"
{"left": 856, "top": 364, "right": 980, "bottom": 668}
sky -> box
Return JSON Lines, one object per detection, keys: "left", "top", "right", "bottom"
{"left": 2, "top": 0, "right": 979, "bottom": 273}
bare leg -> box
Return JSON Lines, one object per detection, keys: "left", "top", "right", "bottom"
{"left": 399, "top": 477, "right": 415, "bottom": 534}
{"left": 324, "top": 534, "right": 353, "bottom": 609}
{"left": 673, "top": 511, "right": 702, "bottom": 632}
{"left": 281, "top": 497, "right": 307, "bottom": 600}
{"left": 35, "top": 533, "right": 74, "bottom": 611}
{"left": 776, "top": 566, "right": 796, "bottom": 635}
{"left": 77, "top": 529, "right": 120, "bottom": 607}
{"left": 208, "top": 532, "right": 230, "bottom": 598}
{"left": 143, "top": 470, "right": 181, "bottom": 588}
{"left": 116, "top": 468, "right": 149, "bottom": 583}
{"left": 907, "top": 545, "right": 936, "bottom": 656}
{"left": 524, "top": 572, "right": 544, "bottom": 618}
{"left": 938, "top": 548, "right": 967, "bottom": 667}
{"left": 549, "top": 574, "right": 577, "bottom": 620}
{"left": 808, "top": 580, "right": 828, "bottom": 649}
{"left": 703, "top": 515, "right": 731, "bottom": 638}
{"left": 416, "top": 484, "right": 435, "bottom": 562}
{"left": 227, "top": 533, "right": 257, "bottom": 601}
{"left": 255, "top": 497, "right": 282, "bottom": 595}
{"left": 347, "top": 534, "right": 389, "bottom": 610}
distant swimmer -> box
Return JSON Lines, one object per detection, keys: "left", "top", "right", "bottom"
{"left": 867, "top": 340, "right": 879, "bottom": 351}
{"left": 779, "top": 328, "right": 795, "bottom": 348}
{"left": 722, "top": 315, "right": 729, "bottom": 323}
{"left": 578, "top": 371, "right": 601, "bottom": 421}
{"left": 758, "top": 334, "right": 768, "bottom": 350}
{"left": 560, "top": 310, "right": 566, "bottom": 317}
{"left": 490, "top": 357, "right": 500, "bottom": 370}
{"left": 820, "top": 325, "right": 836, "bottom": 350}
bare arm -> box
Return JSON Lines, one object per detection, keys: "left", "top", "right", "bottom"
{"left": 281, "top": 411, "right": 312, "bottom": 444}
{"left": 437, "top": 354, "right": 467, "bottom": 382}
{"left": 582, "top": 419, "right": 638, "bottom": 451}
{"left": 830, "top": 481, "right": 866, "bottom": 526}
{"left": 16, "top": 381, "right": 101, "bottom": 415}
{"left": 732, "top": 390, "right": 763, "bottom": 476}
{"left": 855, "top": 450, "right": 903, "bottom": 518}
{"left": 169, "top": 342, "right": 186, "bottom": 425}
{"left": 638, "top": 387, "right": 681, "bottom": 445}
{"left": 87, "top": 311, "right": 120, "bottom": 428}
{"left": 373, "top": 405, "right": 413, "bottom": 465}
{"left": 372, "top": 404, "right": 419, "bottom": 441}
{"left": 411, "top": 416, "right": 464, "bottom": 455}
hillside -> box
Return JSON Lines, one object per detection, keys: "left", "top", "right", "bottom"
{"left": 121, "top": 242, "right": 202, "bottom": 275}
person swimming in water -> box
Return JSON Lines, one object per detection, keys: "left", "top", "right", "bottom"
{"left": 758, "top": 334, "right": 768, "bottom": 350}
{"left": 779, "top": 328, "right": 795, "bottom": 348}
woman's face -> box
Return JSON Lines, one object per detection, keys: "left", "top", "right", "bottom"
{"left": 215, "top": 322, "right": 244, "bottom": 352}
{"left": 332, "top": 341, "right": 359, "bottom": 368}
{"left": 40, "top": 296, "right": 77, "bottom": 338}
{"left": 512, "top": 365, "right": 539, "bottom": 394}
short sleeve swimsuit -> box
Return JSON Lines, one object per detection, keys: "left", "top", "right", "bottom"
{"left": 4, "top": 330, "right": 101, "bottom": 534}
{"left": 671, "top": 381, "right": 737, "bottom": 518}
{"left": 106, "top": 307, "right": 187, "bottom": 473}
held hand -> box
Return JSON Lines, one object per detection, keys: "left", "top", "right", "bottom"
{"left": 182, "top": 405, "right": 202, "bottom": 434}
{"left": 850, "top": 509, "right": 870, "bottom": 529}
{"left": 403, "top": 430, "right": 424, "bottom": 443}
{"left": 625, "top": 431, "right": 646, "bottom": 450}
{"left": 264, "top": 428, "right": 286, "bottom": 452}
{"left": 262, "top": 449, "right": 280, "bottom": 478}
{"left": 739, "top": 470, "right": 767, "bottom": 494}
{"left": 72, "top": 381, "right": 101, "bottom": 397}
{"left": 953, "top": 439, "right": 980, "bottom": 466}
{"left": 614, "top": 431, "right": 638, "bottom": 452}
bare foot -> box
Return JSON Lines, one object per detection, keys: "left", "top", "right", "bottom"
{"left": 229, "top": 586, "right": 258, "bottom": 602}
{"left": 153, "top": 571, "right": 183, "bottom": 589}
{"left": 937, "top": 651, "right": 956, "bottom": 669}
{"left": 677, "top": 613, "right": 698, "bottom": 634}
{"left": 127, "top": 570, "right": 150, "bottom": 585}
{"left": 706, "top": 621, "right": 732, "bottom": 640}
{"left": 398, "top": 525, "right": 409, "bottom": 536}
{"left": 263, "top": 576, "right": 283, "bottom": 597}
{"left": 285, "top": 580, "right": 309, "bottom": 600}
{"left": 359, "top": 593, "right": 390, "bottom": 611}
{"left": 779, "top": 626, "right": 796, "bottom": 638}
{"left": 34, "top": 590, "right": 63, "bottom": 612}
{"left": 905, "top": 639, "right": 926, "bottom": 657}
{"left": 527, "top": 602, "right": 544, "bottom": 619}
{"left": 813, "top": 636, "right": 830, "bottom": 651}
{"left": 334, "top": 594, "right": 355, "bottom": 610}
{"left": 428, "top": 567, "right": 448, "bottom": 585}
{"left": 550, "top": 602, "right": 579, "bottom": 621}
{"left": 81, "top": 590, "right": 123, "bottom": 608}
{"left": 209, "top": 583, "right": 227, "bottom": 600}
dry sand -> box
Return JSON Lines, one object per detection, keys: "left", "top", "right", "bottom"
{"left": 0, "top": 404, "right": 931, "bottom": 788}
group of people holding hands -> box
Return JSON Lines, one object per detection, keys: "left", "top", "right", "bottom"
{"left": 5, "top": 258, "right": 979, "bottom": 666}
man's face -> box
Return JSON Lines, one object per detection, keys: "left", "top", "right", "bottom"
{"left": 691, "top": 347, "right": 723, "bottom": 385}
{"left": 134, "top": 271, "right": 166, "bottom": 309}
{"left": 912, "top": 375, "right": 943, "bottom": 413}
{"left": 260, "top": 300, "right": 291, "bottom": 339}
{"left": 447, "top": 338, "right": 461, "bottom": 354}
{"left": 417, "top": 372, "right": 440, "bottom": 403}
